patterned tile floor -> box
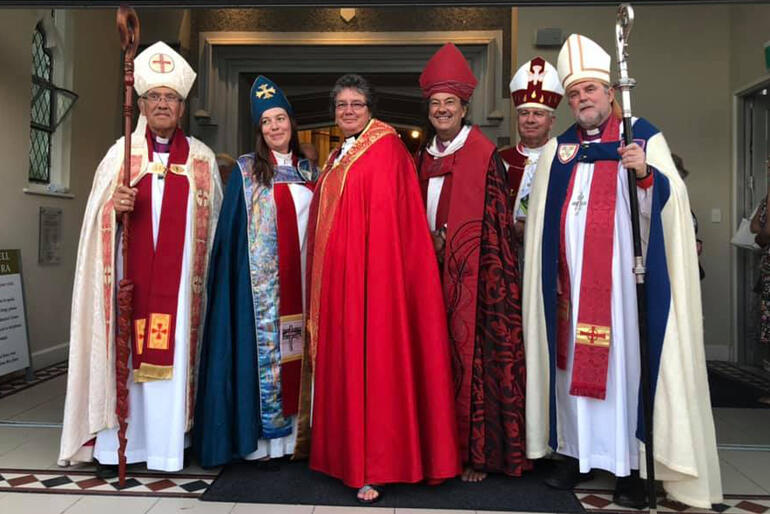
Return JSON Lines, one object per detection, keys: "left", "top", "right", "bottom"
{"left": 0, "top": 366, "right": 769, "bottom": 513}
{"left": 0, "top": 362, "right": 68, "bottom": 400}
{"left": 0, "top": 468, "right": 212, "bottom": 497}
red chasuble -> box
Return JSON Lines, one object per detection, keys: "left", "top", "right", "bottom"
{"left": 301, "top": 119, "right": 461, "bottom": 488}
{"left": 417, "top": 126, "right": 529, "bottom": 476}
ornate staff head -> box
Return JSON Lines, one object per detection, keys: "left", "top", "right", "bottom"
{"left": 117, "top": 6, "right": 140, "bottom": 59}
{"left": 615, "top": 3, "right": 636, "bottom": 118}
{"left": 616, "top": 3, "right": 634, "bottom": 66}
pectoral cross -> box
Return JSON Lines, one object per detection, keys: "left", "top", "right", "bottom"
{"left": 572, "top": 191, "right": 587, "bottom": 214}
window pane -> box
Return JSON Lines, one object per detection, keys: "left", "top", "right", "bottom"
{"left": 29, "top": 128, "right": 50, "bottom": 183}
{"left": 32, "top": 87, "right": 51, "bottom": 126}
{"left": 32, "top": 27, "right": 51, "bottom": 81}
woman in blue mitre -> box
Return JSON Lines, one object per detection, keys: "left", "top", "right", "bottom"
{"left": 194, "top": 75, "right": 317, "bottom": 467}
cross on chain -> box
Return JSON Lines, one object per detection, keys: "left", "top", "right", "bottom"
{"left": 152, "top": 55, "right": 172, "bottom": 73}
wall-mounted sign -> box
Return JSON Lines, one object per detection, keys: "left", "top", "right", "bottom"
{"left": 39, "top": 207, "right": 63, "bottom": 265}
{"left": 0, "top": 250, "right": 31, "bottom": 378}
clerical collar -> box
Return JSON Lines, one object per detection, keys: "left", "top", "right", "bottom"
{"left": 579, "top": 116, "right": 611, "bottom": 141}
{"left": 152, "top": 134, "right": 171, "bottom": 153}
{"left": 436, "top": 129, "right": 462, "bottom": 152}
{"left": 272, "top": 149, "right": 293, "bottom": 166}
{"left": 517, "top": 142, "right": 547, "bottom": 157}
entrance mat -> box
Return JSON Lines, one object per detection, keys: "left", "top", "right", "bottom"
{"left": 200, "top": 457, "right": 584, "bottom": 512}
{"left": 708, "top": 362, "right": 770, "bottom": 408}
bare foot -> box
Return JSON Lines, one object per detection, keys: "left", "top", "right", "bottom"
{"left": 356, "top": 484, "right": 382, "bottom": 503}
{"left": 461, "top": 466, "right": 488, "bottom": 482}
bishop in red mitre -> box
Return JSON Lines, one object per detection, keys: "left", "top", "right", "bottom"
{"left": 416, "top": 42, "right": 530, "bottom": 482}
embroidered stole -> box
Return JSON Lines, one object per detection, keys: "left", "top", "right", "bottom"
{"left": 129, "top": 127, "right": 190, "bottom": 382}
{"left": 239, "top": 154, "right": 311, "bottom": 436}
{"left": 273, "top": 155, "right": 314, "bottom": 417}
{"left": 557, "top": 118, "right": 620, "bottom": 400}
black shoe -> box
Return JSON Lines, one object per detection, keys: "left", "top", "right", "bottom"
{"left": 95, "top": 462, "right": 119, "bottom": 479}
{"left": 613, "top": 471, "right": 649, "bottom": 509}
{"left": 544, "top": 457, "right": 594, "bottom": 490}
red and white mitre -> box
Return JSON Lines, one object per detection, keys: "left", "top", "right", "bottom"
{"left": 134, "top": 41, "right": 196, "bottom": 99}
{"left": 556, "top": 34, "right": 611, "bottom": 91}
{"left": 509, "top": 56, "right": 563, "bottom": 112}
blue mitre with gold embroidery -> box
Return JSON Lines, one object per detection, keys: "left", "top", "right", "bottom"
{"left": 250, "top": 75, "right": 293, "bottom": 124}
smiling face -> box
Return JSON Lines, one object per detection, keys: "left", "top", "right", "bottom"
{"left": 428, "top": 92, "right": 468, "bottom": 142}
{"left": 566, "top": 79, "right": 614, "bottom": 130}
{"left": 260, "top": 107, "right": 292, "bottom": 153}
{"left": 334, "top": 88, "right": 371, "bottom": 137}
{"left": 139, "top": 86, "right": 185, "bottom": 139}
{"left": 516, "top": 107, "right": 554, "bottom": 148}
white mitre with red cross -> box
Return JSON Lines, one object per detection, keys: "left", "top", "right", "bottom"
{"left": 556, "top": 34, "right": 611, "bottom": 91}
{"left": 509, "top": 56, "right": 563, "bottom": 111}
{"left": 133, "top": 41, "right": 196, "bottom": 99}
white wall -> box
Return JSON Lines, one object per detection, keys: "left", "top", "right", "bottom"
{"left": 0, "top": 9, "right": 120, "bottom": 370}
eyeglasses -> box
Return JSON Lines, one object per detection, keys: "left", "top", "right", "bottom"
{"left": 143, "top": 93, "right": 181, "bottom": 105}
{"left": 335, "top": 101, "right": 368, "bottom": 111}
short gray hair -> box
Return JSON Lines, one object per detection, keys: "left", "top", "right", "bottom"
{"left": 330, "top": 73, "right": 376, "bottom": 115}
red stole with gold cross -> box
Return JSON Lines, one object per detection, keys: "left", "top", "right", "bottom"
{"left": 272, "top": 152, "right": 314, "bottom": 416}
{"left": 128, "top": 127, "right": 190, "bottom": 382}
{"left": 557, "top": 117, "right": 620, "bottom": 400}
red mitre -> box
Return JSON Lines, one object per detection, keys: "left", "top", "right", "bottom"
{"left": 419, "top": 43, "right": 478, "bottom": 101}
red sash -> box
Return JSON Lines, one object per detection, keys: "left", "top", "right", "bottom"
{"left": 272, "top": 152, "right": 314, "bottom": 416}
{"left": 129, "top": 127, "right": 190, "bottom": 382}
{"left": 556, "top": 118, "right": 620, "bottom": 400}
{"left": 419, "top": 150, "right": 455, "bottom": 231}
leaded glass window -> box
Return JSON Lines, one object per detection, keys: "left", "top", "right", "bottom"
{"left": 29, "top": 23, "right": 53, "bottom": 183}
{"left": 28, "top": 22, "right": 78, "bottom": 185}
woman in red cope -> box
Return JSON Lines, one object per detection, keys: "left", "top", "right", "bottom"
{"left": 415, "top": 43, "right": 529, "bottom": 483}
{"left": 293, "top": 74, "right": 461, "bottom": 504}
{"left": 194, "top": 76, "right": 317, "bottom": 468}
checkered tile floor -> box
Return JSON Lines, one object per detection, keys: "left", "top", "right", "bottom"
{"left": 0, "top": 361, "right": 68, "bottom": 399}
{"left": 0, "top": 468, "right": 212, "bottom": 498}
{"left": 577, "top": 489, "right": 770, "bottom": 513}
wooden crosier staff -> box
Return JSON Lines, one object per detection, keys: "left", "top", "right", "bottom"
{"left": 116, "top": 5, "right": 140, "bottom": 488}
{"left": 615, "top": 4, "right": 657, "bottom": 512}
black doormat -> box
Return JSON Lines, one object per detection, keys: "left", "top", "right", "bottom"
{"left": 200, "top": 458, "right": 585, "bottom": 512}
{"left": 708, "top": 366, "right": 770, "bottom": 408}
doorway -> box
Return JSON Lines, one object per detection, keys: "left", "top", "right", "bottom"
{"left": 736, "top": 83, "right": 770, "bottom": 371}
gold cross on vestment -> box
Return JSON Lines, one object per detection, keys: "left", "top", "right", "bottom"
{"left": 256, "top": 84, "right": 276, "bottom": 99}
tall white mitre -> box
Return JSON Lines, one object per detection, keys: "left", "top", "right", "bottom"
{"left": 509, "top": 56, "right": 564, "bottom": 112}
{"left": 556, "top": 34, "right": 611, "bottom": 90}
{"left": 133, "top": 41, "right": 196, "bottom": 98}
